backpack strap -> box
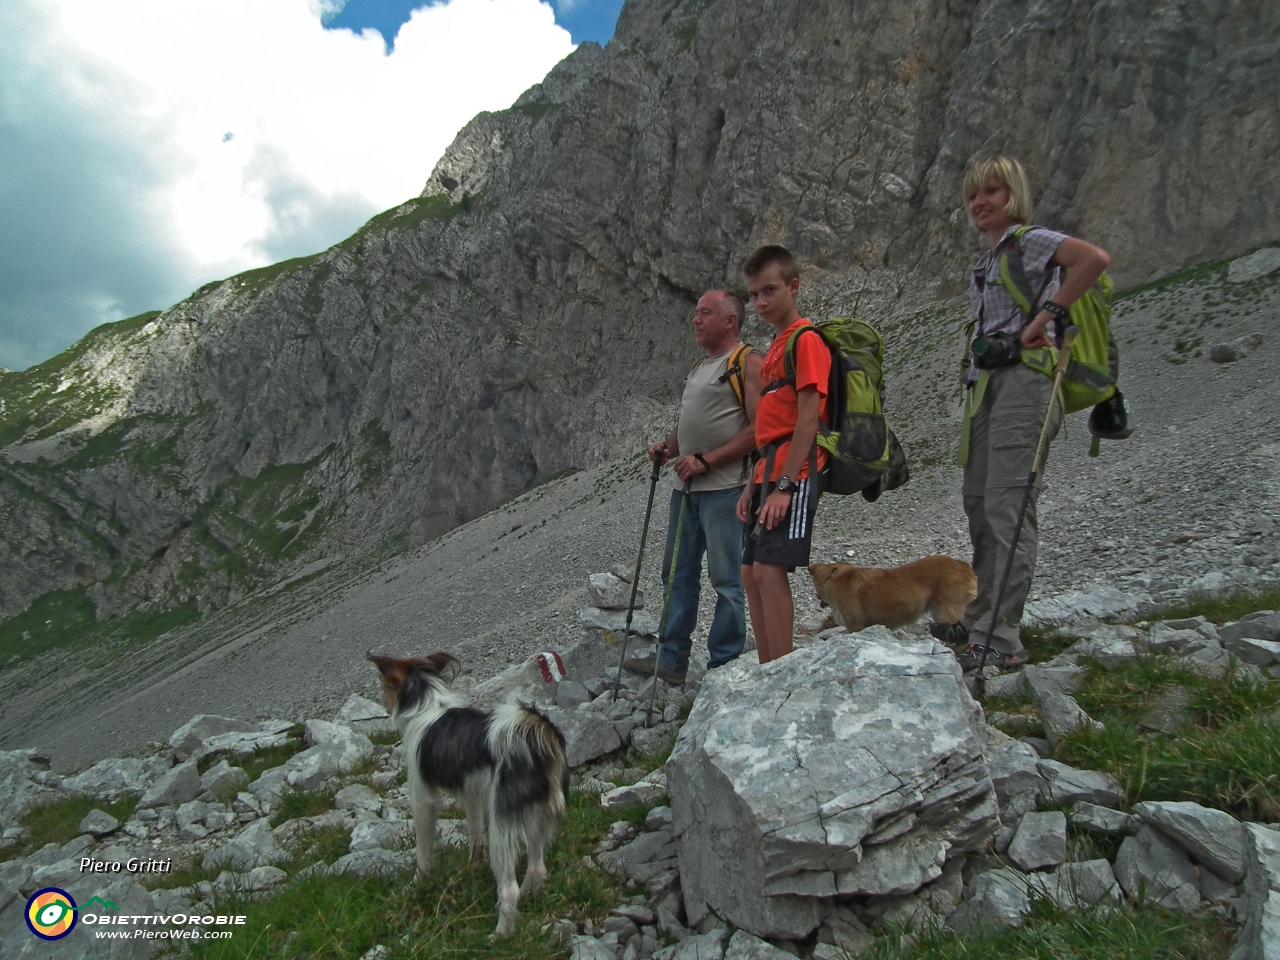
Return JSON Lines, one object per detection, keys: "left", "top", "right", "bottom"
{"left": 718, "top": 343, "right": 757, "bottom": 408}
{"left": 998, "top": 225, "right": 1060, "bottom": 320}
{"left": 763, "top": 323, "right": 826, "bottom": 395}
{"left": 694, "top": 343, "right": 757, "bottom": 409}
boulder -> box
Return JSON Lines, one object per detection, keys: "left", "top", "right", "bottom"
{"left": 335, "top": 694, "right": 390, "bottom": 723}
{"left": 330, "top": 848, "right": 414, "bottom": 876}
{"left": 1234, "top": 823, "right": 1280, "bottom": 960}
{"left": 248, "top": 766, "right": 290, "bottom": 805}
{"left": 169, "top": 715, "right": 258, "bottom": 761}
{"left": 1069, "top": 801, "right": 1133, "bottom": 835}
{"left": 1033, "top": 859, "right": 1121, "bottom": 910}
{"left": 136, "top": 759, "right": 201, "bottom": 811}
{"left": 0, "top": 750, "right": 59, "bottom": 828}
{"left": 985, "top": 738, "right": 1044, "bottom": 823}
{"left": 1022, "top": 661, "right": 1086, "bottom": 697}
{"left": 668, "top": 632, "right": 998, "bottom": 940}
{"left": 203, "top": 818, "right": 285, "bottom": 871}
{"left": 304, "top": 719, "right": 356, "bottom": 746}
{"left": 59, "top": 756, "right": 157, "bottom": 800}
{"left": 1132, "top": 800, "right": 1246, "bottom": 882}
{"left": 78, "top": 808, "right": 119, "bottom": 836}
{"left": 283, "top": 732, "right": 373, "bottom": 790}
{"left": 350, "top": 819, "right": 413, "bottom": 852}
{"left": 334, "top": 783, "right": 382, "bottom": 813}
{"left": 540, "top": 705, "right": 623, "bottom": 768}
{"left": 200, "top": 759, "right": 249, "bottom": 797}
{"left": 1038, "top": 691, "right": 1103, "bottom": 748}
{"left": 1222, "top": 612, "right": 1280, "bottom": 644}
{"left": 949, "top": 868, "right": 1031, "bottom": 932}
{"left": 1142, "top": 623, "right": 1205, "bottom": 654}
{"left": 600, "top": 769, "right": 668, "bottom": 811}
{"left": 1114, "top": 825, "right": 1202, "bottom": 912}
{"left": 569, "top": 935, "right": 618, "bottom": 960}
{"left": 1228, "top": 249, "right": 1280, "bottom": 283}
{"left": 580, "top": 606, "right": 660, "bottom": 635}
{"left": 555, "top": 679, "right": 594, "bottom": 709}
{"left": 1023, "top": 585, "right": 1146, "bottom": 627}
{"left": 1037, "top": 760, "right": 1123, "bottom": 807}
{"left": 1007, "top": 811, "right": 1068, "bottom": 872}
{"left": 724, "top": 930, "right": 799, "bottom": 960}
{"left": 176, "top": 800, "right": 210, "bottom": 839}
{"left": 654, "top": 929, "right": 728, "bottom": 960}
{"left": 192, "top": 728, "right": 297, "bottom": 761}
{"left": 589, "top": 571, "right": 644, "bottom": 610}
{"left": 1208, "top": 333, "right": 1265, "bottom": 363}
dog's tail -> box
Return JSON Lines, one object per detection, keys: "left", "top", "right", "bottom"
{"left": 488, "top": 703, "right": 570, "bottom": 821}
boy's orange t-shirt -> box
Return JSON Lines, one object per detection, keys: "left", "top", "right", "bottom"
{"left": 754, "top": 318, "right": 831, "bottom": 483}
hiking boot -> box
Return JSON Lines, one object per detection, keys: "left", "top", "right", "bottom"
{"left": 929, "top": 621, "right": 969, "bottom": 646}
{"left": 622, "top": 655, "right": 687, "bottom": 686}
{"left": 955, "top": 644, "right": 1027, "bottom": 673}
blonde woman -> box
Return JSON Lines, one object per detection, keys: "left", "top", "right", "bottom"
{"left": 935, "top": 156, "right": 1110, "bottom": 670}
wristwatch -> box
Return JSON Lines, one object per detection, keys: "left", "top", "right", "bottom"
{"left": 1041, "top": 301, "right": 1070, "bottom": 323}
{"left": 775, "top": 476, "right": 796, "bottom": 493}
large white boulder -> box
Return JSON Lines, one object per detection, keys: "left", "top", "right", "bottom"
{"left": 668, "top": 631, "right": 999, "bottom": 940}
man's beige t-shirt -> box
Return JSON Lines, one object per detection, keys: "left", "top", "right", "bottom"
{"left": 675, "top": 348, "right": 750, "bottom": 493}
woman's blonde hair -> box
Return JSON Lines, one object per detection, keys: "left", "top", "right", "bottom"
{"left": 963, "top": 156, "right": 1033, "bottom": 227}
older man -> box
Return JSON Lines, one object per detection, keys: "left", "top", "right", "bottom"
{"left": 625, "top": 290, "right": 762, "bottom": 685}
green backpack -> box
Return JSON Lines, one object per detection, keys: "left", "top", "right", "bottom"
{"left": 997, "top": 225, "right": 1119, "bottom": 414}
{"left": 778, "top": 319, "right": 909, "bottom": 500}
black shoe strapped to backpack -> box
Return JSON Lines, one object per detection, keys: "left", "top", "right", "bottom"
{"left": 955, "top": 644, "right": 1027, "bottom": 673}
{"left": 929, "top": 622, "right": 969, "bottom": 646}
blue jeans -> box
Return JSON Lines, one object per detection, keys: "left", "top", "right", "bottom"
{"left": 658, "top": 487, "right": 747, "bottom": 672}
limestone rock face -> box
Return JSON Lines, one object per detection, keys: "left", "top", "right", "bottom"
{"left": 667, "top": 630, "right": 998, "bottom": 940}
{"left": 2, "top": 0, "right": 1276, "bottom": 627}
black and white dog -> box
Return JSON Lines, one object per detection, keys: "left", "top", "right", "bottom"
{"left": 368, "top": 652, "right": 569, "bottom": 937}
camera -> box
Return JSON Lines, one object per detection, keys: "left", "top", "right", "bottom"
{"left": 971, "top": 333, "right": 1021, "bottom": 368}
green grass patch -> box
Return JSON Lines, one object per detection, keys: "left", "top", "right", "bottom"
{"left": 8, "top": 795, "right": 138, "bottom": 860}
{"left": 0, "top": 588, "right": 199, "bottom": 668}
{"left": 1056, "top": 658, "right": 1280, "bottom": 818}
{"left": 188, "top": 790, "right": 630, "bottom": 960}
{"left": 233, "top": 738, "right": 306, "bottom": 784}
{"left": 514, "top": 100, "right": 558, "bottom": 122}
{"left": 271, "top": 787, "right": 337, "bottom": 827}
{"left": 865, "top": 899, "right": 1233, "bottom": 959}
{"left": 1144, "top": 585, "right": 1280, "bottom": 626}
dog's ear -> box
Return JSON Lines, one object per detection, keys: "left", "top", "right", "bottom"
{"left": 368, "top": 653, "right": 408, "bottom": 688}
{"left": 422, "top": 652, "right": 460, "bottom": 680}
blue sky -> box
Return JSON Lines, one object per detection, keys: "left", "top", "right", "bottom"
{"left": 0, "top": 0, "right": 623, "bottom": 372}
{"left": 328, "top": 0, "right": 626, "bottom": 48}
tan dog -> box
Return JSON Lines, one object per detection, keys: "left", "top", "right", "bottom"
{"left": 807, "top": 556, "right": 977, "bottom": 633}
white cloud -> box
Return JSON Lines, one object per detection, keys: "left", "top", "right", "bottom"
{"left": 0, "top": 0, "right": 574, "bottom": 369}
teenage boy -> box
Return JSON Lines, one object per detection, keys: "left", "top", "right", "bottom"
{"left": 736, "top": 246, "right": 831, "bottom": 663}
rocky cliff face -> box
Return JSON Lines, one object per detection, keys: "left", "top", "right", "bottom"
{"left": 2, "top": 0, "right": 1277, "bottom": 627}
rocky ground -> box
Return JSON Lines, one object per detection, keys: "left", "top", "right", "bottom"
{"left": 0, "top": 250, "right": 1277, "bottom": 777}
{"left": 4, "top": 598, "right": 1280, "bottom": 959}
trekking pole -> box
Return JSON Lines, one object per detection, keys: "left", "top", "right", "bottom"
{"left": 977, "top": 327, "right": 1079, "bottom": 682}
{"left": 646, "top": 479, "right": 692, "bottom": 726}
{"left": 612, "top": 447, "right": 665, "bottom": 702}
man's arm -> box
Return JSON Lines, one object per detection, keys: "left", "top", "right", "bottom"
{"left": 757, "top": 386, "right": 820, "bottom": 530}
{"left": 672, "top": 352, "right": 763, "bottom": 481}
